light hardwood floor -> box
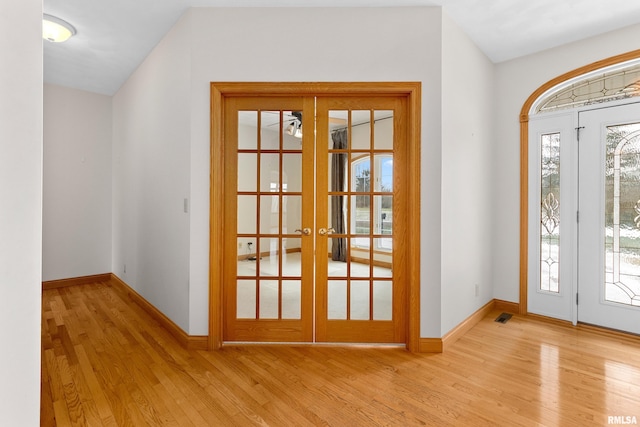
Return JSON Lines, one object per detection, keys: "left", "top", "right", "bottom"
{"left": 42, "top": 280, "right": 640, "bottom": 426}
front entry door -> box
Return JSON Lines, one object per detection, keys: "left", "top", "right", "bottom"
{"left": 579, "top": 102, "right": 640, "bottom": 334}
{"left": 222, "top": 93, "right": 407, "bottom": 344}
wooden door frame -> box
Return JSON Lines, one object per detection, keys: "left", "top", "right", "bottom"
{"left": 210, "top": 82, "right": 422, "bottom": 351}
{"left": 519, "top": 50, "right": 640, "bottom": 316}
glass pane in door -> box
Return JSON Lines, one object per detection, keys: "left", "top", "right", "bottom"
{"left": 605, "top": 123, "right": 640, "bottom": 306}
{"left": 328, "top": 280, "right": 347, "bottom": 319}
{"left": 373, "top": 280, "right": 392, "bottom": 320}
{"left": 237, "top": 154, "right": 257, "bottom": 192}
{"left": 351, "top": 111, "right": 371, "bottom": 149}
{"left": 350, "top": 281, "right": 370, "bottom": 320}
{"left": 236, "top": 279, "right": 256, "bottom": 319}
{"left": 374, "top": 111, "right": 394, "bottom": 149}
{"left": 281, "top": 280, "right": 301, "bottom": 319}
{"left": 238, "top": 111, "right": 258, "bottom": 149}
{"left": 260, "top": 153, "right": 280, "bottom": 192}
{"left": 259, "top": 280, "right": 279, "bottom": 319}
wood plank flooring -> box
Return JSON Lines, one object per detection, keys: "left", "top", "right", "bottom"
{"left": 42, "top": 280, "right": 640, "bottom": 426}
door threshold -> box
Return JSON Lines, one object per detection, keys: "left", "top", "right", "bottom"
{"left": 222, "top": 341, "right": 407, "bottom": 349}
{"left": 576, "top": 322, "right": 640, "bottom": 340}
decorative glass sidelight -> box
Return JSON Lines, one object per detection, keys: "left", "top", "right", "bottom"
{"left": 540, "top": 133, "right": 561, "bottom": 293}
{"left": 605, "top": 123, "right": 640, "bottom": 306}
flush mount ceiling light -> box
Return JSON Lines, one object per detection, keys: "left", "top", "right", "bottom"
{"left": 43, "top": 14, "right": 76, "bottom": 43}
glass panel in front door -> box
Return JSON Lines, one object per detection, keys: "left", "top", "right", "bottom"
{"left": 605, "top": 122, "right": 640, "bottom": 306}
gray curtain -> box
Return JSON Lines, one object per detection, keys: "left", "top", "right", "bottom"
{"left": 331, "top": 129, "right": 348, "bottom": 262}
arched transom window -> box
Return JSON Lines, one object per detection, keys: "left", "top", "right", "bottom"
{"left": 534, "top": 62, "right": 640, "bottom": 113}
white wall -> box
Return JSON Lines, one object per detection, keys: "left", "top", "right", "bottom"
{"left": 112, "top": 14, "right": 192, "bottom": 331}
{"left": 0, "top": 0, "right": 42, "bottom": 424}
{"left": 43, "top": 84, "right": 112, "bottom": 281}
{"left": 187, "top": 7, "right": 444, "bottom": 336}
{"left": 440, "top": 13, "right": 495, "bottom": 335}
{"left": 493, "top": 23, "right": 640, "bottom": 303}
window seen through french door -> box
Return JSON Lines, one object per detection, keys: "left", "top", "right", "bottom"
{"left": 351, "top": 154, "right": 393, "bottom": 251}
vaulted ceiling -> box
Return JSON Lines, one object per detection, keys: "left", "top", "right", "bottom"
{"left": 43, "top": 0, "right": 640, "bottom": 95}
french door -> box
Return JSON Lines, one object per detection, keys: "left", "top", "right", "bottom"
{"left": 222, "top": 93, "right": 407, "bottom": 343}
{"left": 529, "top": 102, "right": 640, "bottom": 334}
{"left": 223, "top": 96, "right": 314, "bottom": 342}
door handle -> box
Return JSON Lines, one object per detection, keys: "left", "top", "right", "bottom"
{"left": 318, "top": 227, "right": 335, "bottom": 236}
{"left": 295, "top": 228, "right": 312, "bottom": 236}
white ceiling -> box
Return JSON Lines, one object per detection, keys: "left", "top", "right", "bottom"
{"left": 43, "top": 0, "right": 640, "bottom": 96}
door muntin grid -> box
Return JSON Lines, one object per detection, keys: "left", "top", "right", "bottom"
{"left": 236, "top": 110, "right": 304, "bottom": 320}
{"left": 326, "top": 110, "right": 394, "bottom": 321}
